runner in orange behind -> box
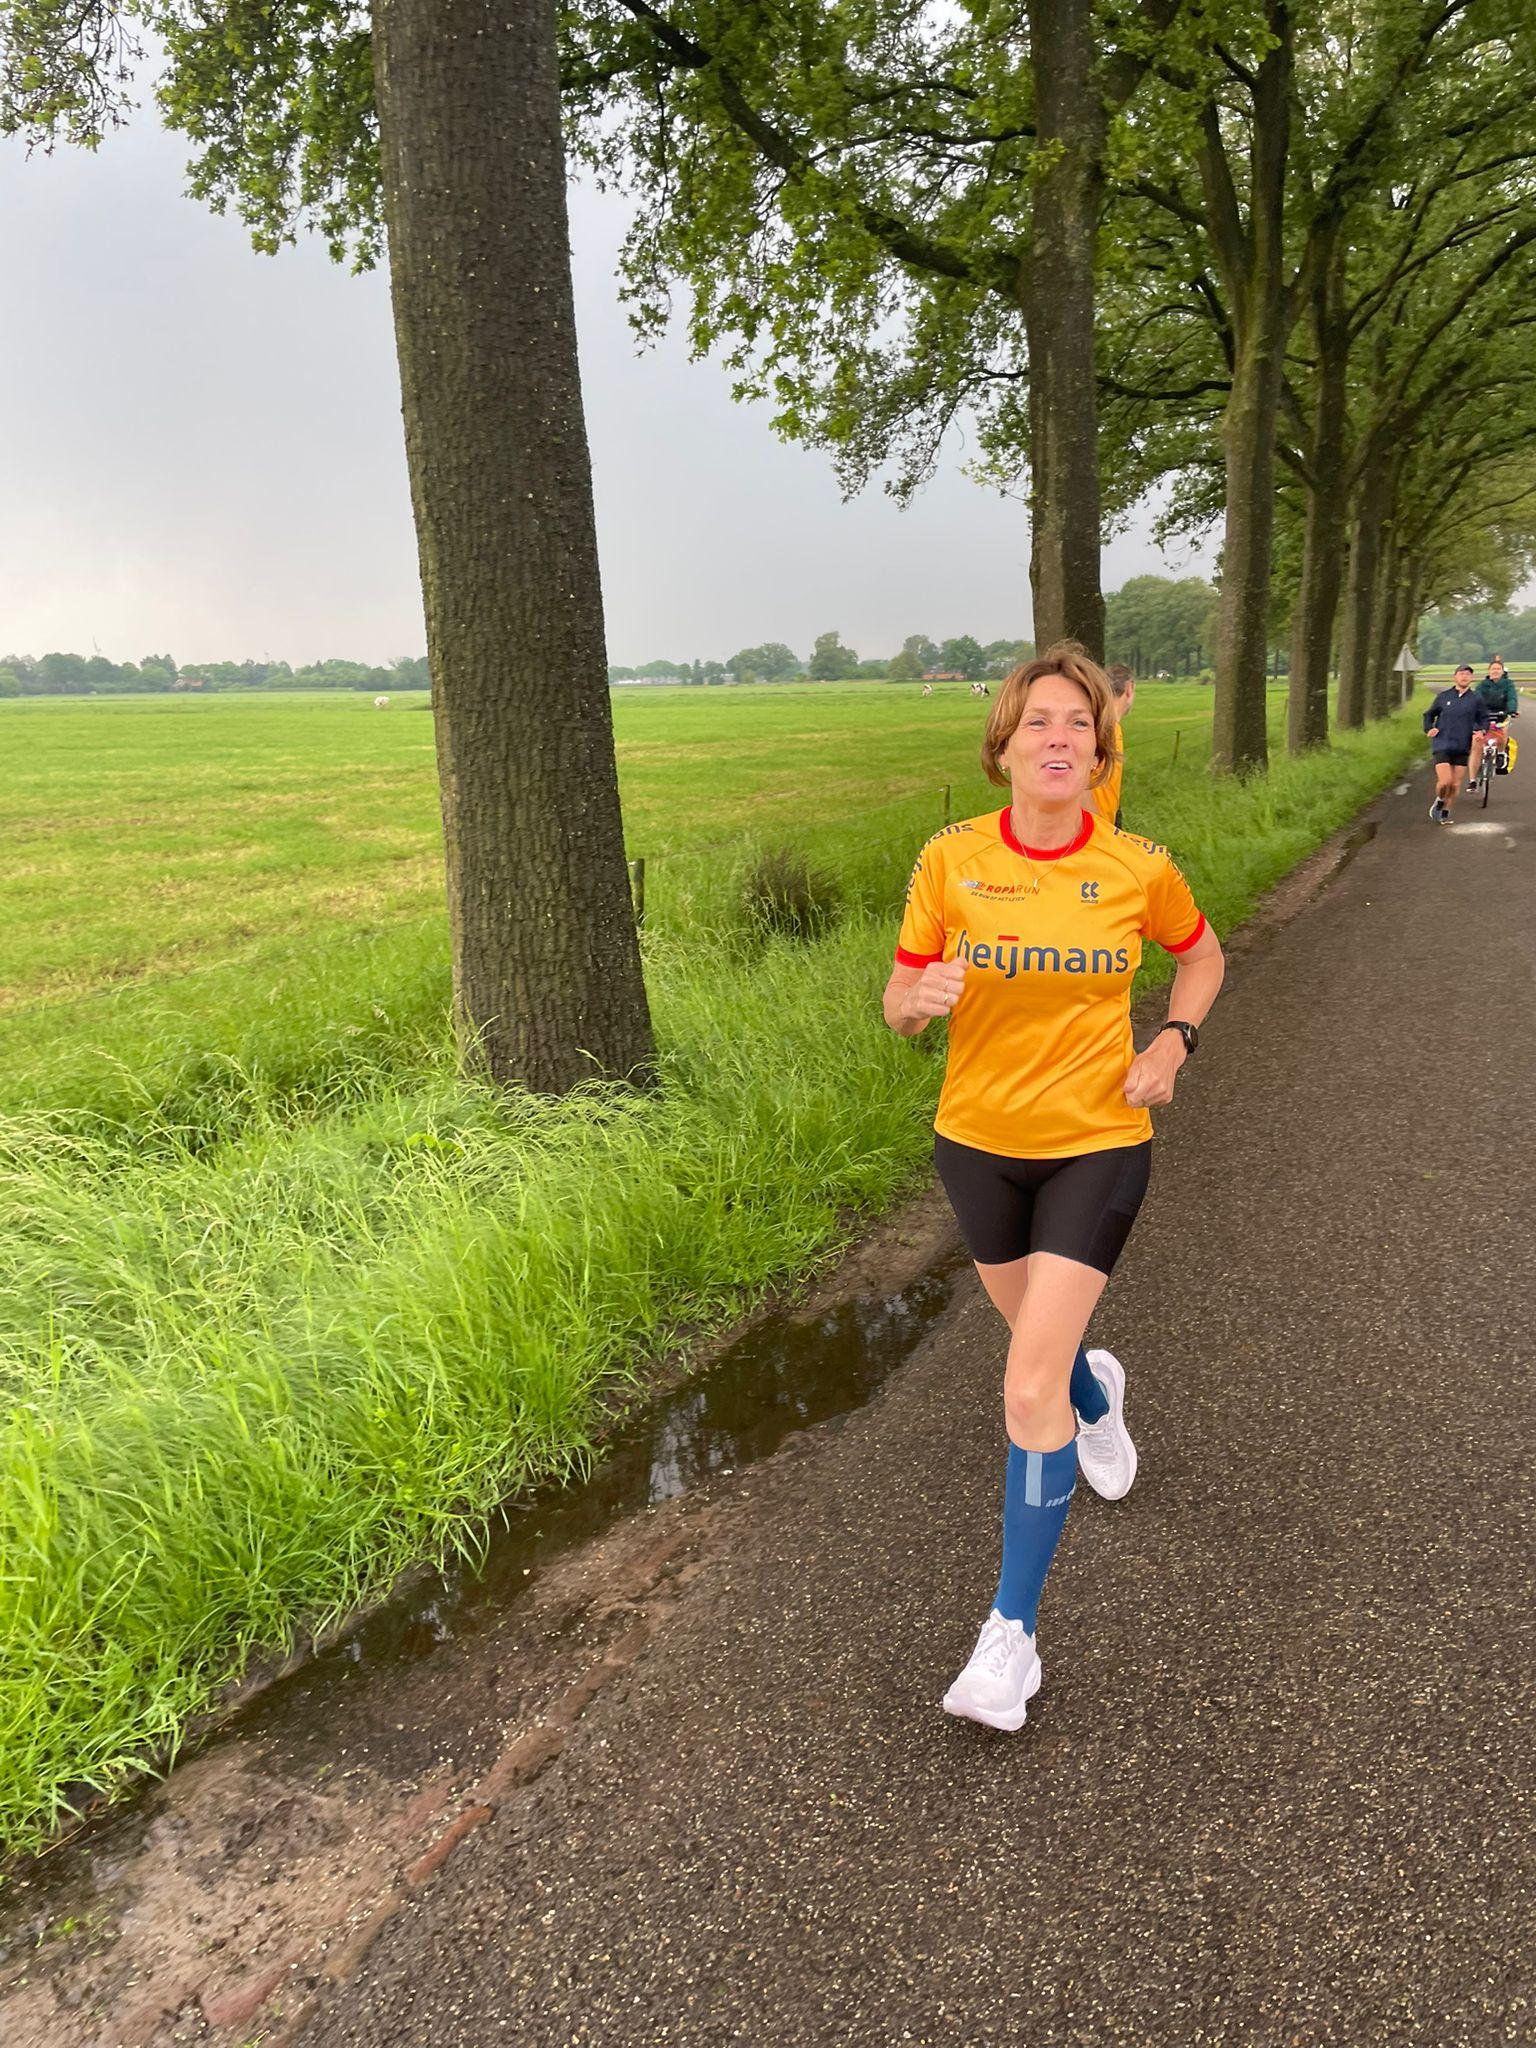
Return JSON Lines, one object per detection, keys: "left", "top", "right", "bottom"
{"left": 882, "top": 641, "right": 1224, "bottom": 1732}
{"left": 1092, "top": 662, "right": 1136, "bottom": 827}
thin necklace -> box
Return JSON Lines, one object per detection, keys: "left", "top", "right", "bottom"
{"left": 1010, "top": 806, "right": 1076, "bottom": 894}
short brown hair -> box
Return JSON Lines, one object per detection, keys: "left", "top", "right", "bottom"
{"left": 1105, "top": 663, "right": 1134, "bottom": 697}
{"left": 981, "top": 641, "right": 1123, "bottom": 790}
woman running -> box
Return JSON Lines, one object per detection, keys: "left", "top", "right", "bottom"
{"left": 882, "top": 642, "right": 1224, "bottom": 1731}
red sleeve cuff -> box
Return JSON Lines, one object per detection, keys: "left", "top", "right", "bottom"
{"left": 895, "top": 946, "right": 942, "bottom": 969}
{"left": 1163, "top": 913, "right": 1207, "bottom": 955}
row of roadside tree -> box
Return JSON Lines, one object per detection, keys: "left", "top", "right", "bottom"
{"left": 563, "top": 0, "right": 1536, "bottom": 772}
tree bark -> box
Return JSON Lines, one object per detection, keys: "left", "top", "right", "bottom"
{"left": 1204, "top": 4, "right": 1292, "bottom": 774}
{"left": 1024, "top": 0, "right": 1105, "bottom": 657}
{"left": 1287, "top": 237, "right": 1348, "bottom": 753}
{"left": 1397, "top": 562, "right": 1425, "bottom": 704}
{"left": 372, "top": 0, "right": 654, "bottom": 1091}
{"left": 1387, "top": 578, "right": 1419, "bottom": 708}
{"left": 1366, "top": 524, "right": 1401, "bottom": 720}
{"left": 1369, "top": 538, "right": 1417, "bottom": 720}
{"left": 1336, "top": 449, "right": 1389, "bottom": 730}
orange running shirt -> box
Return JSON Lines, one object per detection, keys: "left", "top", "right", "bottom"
{"left": 1092, "top": 729, "right": 1125, "bottom": 825}
{"left": 895, "top": 806, "right": 1206, "bottom": 1159}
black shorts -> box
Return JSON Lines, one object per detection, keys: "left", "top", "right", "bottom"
{"left": 934, "top": 1134, "right": 1152, "bottom": 1275}
{"left": 1433, "top": 749, "right": 1470, "bottom": 768}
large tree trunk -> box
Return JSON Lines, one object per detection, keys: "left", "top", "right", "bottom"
{"left": 372, "top": 0, "right": 653, "bottom": 1091}
{"left": 1366, "top": 525, "right": 1401, "bottom": 720}
{"left": 1336, "top": 450, "right": 1389, "bottom": 730}
{"left": 1024, "top": 0, "right": 1105, "bottom": 657}
{"left": 1287, "top": 238, "right": 1348, "bottom": 753}
{"left": 1397, "top": 562, "right": 1425, "bottom": 704}
{"left": 1214, "top": 339, "right": 1285, "bottom": 772}
{"left": 1204, "top": 5, "right": 1292, "bottom": 774}
{"left": 1387, "top": 578, "right": 1419, "bottom": 708}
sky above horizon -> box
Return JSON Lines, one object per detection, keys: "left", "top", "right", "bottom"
{"left": 0, "top": 108, "right": 1228, "bottom": 671}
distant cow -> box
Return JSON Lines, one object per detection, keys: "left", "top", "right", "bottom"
{"left": 374, "top": 695, "right": 390, "bottom": 709}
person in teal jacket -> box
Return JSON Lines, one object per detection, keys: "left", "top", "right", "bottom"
{"left": 1478, "top": 658, "right": 1520, "bottom": 774}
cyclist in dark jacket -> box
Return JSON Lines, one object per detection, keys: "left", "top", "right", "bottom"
{"left": 1477, "top": 659, "right": 1520, "bottom": 776}
{"left": 1423, "top": 665, "right": 1492, "bottom": 822}
{"left": 1479, "top": 658, "right": 1519, "bottom": 716}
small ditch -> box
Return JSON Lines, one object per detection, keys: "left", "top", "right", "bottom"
{"left": 245, "top": 1249, "right": 968, "bottom": 1700}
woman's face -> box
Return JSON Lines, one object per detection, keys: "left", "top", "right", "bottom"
{"left": 999, "top": 674, "right": 1098, "bottom": 803}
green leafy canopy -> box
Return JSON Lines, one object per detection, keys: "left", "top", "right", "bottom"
{"left": 3, "top": 1, "right": 381, "bottom": 265}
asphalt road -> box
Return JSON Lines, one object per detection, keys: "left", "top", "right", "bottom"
{"left": 298, "top": 754, "right": 1536, "bottom": 2048}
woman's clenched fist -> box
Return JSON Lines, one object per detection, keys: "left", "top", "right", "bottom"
{"left": 903, "top": 957, "right": 969, "bottom": 1024}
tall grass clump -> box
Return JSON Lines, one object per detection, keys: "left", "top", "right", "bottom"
{"left": 0, "top": 692, "right": 1426, "bottom": 1857}
{"left": 742, "top": 846, "right": 844, "bottom": 942}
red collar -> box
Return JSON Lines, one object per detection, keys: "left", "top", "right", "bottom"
{"left": 998, "top": 806, "right": 1094, "bottom": 861}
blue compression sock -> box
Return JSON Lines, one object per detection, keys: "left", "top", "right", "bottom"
{"left": 1070, "top": 1344, "right": 1108, "bottom": 1424}
{"left": 995, "top": 1439, "right": 1079, "bottom": 1633}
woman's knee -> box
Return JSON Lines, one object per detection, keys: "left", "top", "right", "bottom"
{"left": 1003, "top": 1367, "right": 1062, "bottom": 1440}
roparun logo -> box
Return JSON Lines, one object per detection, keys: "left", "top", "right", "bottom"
{"left": 955, "top": 930, "right": 1131, "bottom": 979}
{"left": 1081, "top": 881, "right": 1100, "bottom": 902}
{"left": 960, "top": 878, "right": 1041, "bottom": 902}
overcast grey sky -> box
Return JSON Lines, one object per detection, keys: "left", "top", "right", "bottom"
{"left": 1, "top": 115, "right": 1218, "bottom": 670}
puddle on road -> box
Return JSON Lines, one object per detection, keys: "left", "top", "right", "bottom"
{"left": 279, "top": 1251, "right": 966, "bottom": 1687}
{"left": 1333, "top": 818, "right": 1380, "bottom": 868}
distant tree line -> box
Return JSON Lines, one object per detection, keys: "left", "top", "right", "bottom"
{"left": 607, "top": 583, "right": 1247, "bottom": 686}
{"left": 609, "top": 632, "right": 1034, "bottom": 685}
{"left": 0, "top": 652, "right": 432, "bottom": 697}
{"left": 1414, "top": 608, "right": 1536, "bottom": 667}
{"left": 606, "top": 584, "right": 1516, "bottom": 690}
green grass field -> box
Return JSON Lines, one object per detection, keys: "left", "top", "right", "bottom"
{"left": 5, "top": 680, "right": 1033, "bottom": 1006}
{"left": 3, "top": 677, "right": 1420, "bottom": 1007}
{"left": 0, "top": 681, "right": 1428, "bottom": 1860}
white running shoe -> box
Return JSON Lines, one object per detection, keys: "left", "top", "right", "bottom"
{"left": 1075, "top": 1349, "right": 1138, "bottom": 1501}
{"left": 942, "top": 1609, "right": 1041, "bottom": 1732}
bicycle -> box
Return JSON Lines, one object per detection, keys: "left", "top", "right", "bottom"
{"left": 1470, "top": 718, "right": 1511, "bottom": 808}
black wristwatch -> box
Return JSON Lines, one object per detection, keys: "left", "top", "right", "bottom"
{"left": 1160, "top": 1020, "right": 1199, "bottom": 1056}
